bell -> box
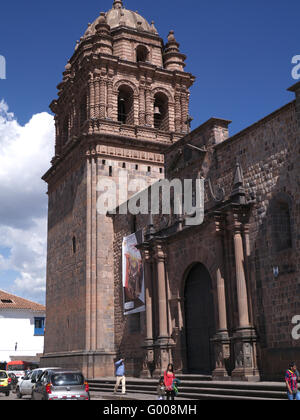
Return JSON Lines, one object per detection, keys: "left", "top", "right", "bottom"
{"left": 119, "top": 97, "right": 125, "bottom": 102}
{"left": 154, "top": 106, "right": 161, "bottom": 115}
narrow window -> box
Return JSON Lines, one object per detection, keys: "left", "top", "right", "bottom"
{"left": 80, "top": 94, "right": 87, "bottom": 126}
{"left": 72, "top": 236, "right": 76, "bottom": 254}
{"left": 109, "top": 166, "right": 113, "bottom": 177}
{"left": 62, "top": 116, "right": 69, "bottom": 144}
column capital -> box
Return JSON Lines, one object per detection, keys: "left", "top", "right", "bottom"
{"left": 227, "top": 205, "right": 251, "bottom": 234}
{"left": 213, "top": 211, "right": 227, "bottom": 236}
{"left": 154, "top": 243, "right": 166, "bottom": 262}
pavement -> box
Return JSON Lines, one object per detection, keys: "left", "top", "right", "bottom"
{"left": 0, "top": 391, "right": 170, "bottom": 401}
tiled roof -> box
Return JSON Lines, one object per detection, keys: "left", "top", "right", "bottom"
{"left": 0, "top": 290, "right": 45, "bottom": 311}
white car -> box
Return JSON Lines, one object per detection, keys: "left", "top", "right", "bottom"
{"left": 16, "top": 368, "right": 58, "bottom": 399}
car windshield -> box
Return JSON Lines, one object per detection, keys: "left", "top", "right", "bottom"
{"left": 0, "top": 372, "right": 7, "bottom": 378}
{"left": 51, "top": 373, "right": 84, "bottom": 386}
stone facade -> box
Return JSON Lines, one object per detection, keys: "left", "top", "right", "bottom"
{"left": 41, "top": 0, "right": 194, "bottom": 377}
{"left": 42, "top": 0, "right": 300, "bottom": 381}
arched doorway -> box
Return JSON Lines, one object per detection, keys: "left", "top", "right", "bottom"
{"left": 184, "top": 263, "right": 216, "bottom": 374}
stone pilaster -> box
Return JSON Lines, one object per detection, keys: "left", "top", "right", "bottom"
{"left": 99, "top": 78, "right": 106, "bottom": 118}
{"left": 229, "top": 208, "right": 260, "bottom": 382}
{"left": 139, "top": 80, "right": 146, "bottom": 126}
{"left": 88, "top": 75, "right": 95, "bottom": 120}
{"left": 140, "top": 248, "right": 155, "bottom": 378}
{"left": 106, "top": 73, "right": 114, "bottom": 119}
{"left": 174, "top": 91, "right": 182, "bottom": 133}
{"left": 152, "top": 242, "right": 174, "bottom": 378}
{"left": 145, "top": 83, "right": 153, "bottom": 127}
{"left": 211, "top": 213, "right": 230, "bottom": 380}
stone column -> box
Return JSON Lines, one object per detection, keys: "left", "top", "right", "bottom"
{"left": 145, "top": 82, "right": 153, "bottom": 126}
{"left": 233, "top": 218, "right": 250, "bottom": 328}
{"left": 139, "top": 82, "right": 146, "bottom": 126}
{"left": 141, "top": 248, "right": 155, "bottom": 378}
{"left": 181, "top": 91, "right": 189, "bottom": 134}
{"left": 94, "top": 77, "right": 100, "bottom": 119}
{"left": 99, "top": 78, "right": 106, "bottom": 119}
{"left": 88, "top": 75, "right": 95, "bottom": 135}
{"left": 106, "top": 71, "right": 114, "bottom": 120}
{"left": 153, "top": 243, "right": 174, "bottom": 378}
{"left": 230, "top": 209, "right": 260, "bottom": 382}
{"left": 174, "top": 91, "right": 182, "bottom": 132}
{"left": 89, "top": 77, "right": 95, "bottom": 119}
{"left": 211, "top": 214, "right": 230, "bottom": 380}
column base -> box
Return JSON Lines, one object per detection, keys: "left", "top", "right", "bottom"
{"left": 152, "top": 339, "right": 175, "bottom": 379}
{"left": 211, "top": 330, "right": 230, "bottom": 381}
{"left": 231, "top": 326, "right": 260, "bottom": 382}
{"left": 140, "top": 342, "right": 155, "bottom": 379}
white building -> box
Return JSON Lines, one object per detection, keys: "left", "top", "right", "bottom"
{"left": 0, "top": 290, "right": 45, "bottom": 363}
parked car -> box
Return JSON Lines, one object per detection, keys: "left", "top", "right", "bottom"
{"left": 16, "top": 368, "right": 58, "bottom": 399}
{"left": 7, "top": 373, "right": 18, "bottom": 391}
{"left": 31, "top": 369, "right": 90, "bottom": 400}
{"left": 0, "top": 370, "right": 11, "bottom": 397}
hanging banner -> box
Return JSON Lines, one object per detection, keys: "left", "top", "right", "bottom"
{"left": 122, "top": 230, "right": 145, "bottom": 315}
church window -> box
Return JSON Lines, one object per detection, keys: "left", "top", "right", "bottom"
{"left": 270, "top": 195, "right": 293, "bottom": 252}
{"left": 154, "top": 92, "right": 169, "bottom": 131}
{"left": 136, "top": 45, "right": 149, "bottom": 63}
{"left": 118, "top": 85, "right": 134, "bottom": 125}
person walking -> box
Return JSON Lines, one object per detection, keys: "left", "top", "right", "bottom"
{"left": 164, "top": 363, "right": 176, "bottom": 401}
{"left": 114, "top": 358, "right": 126, "bottom": 395}
{"left": 285, "top": 362, "right": 300, "bottom": 400}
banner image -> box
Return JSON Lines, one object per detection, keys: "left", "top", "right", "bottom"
{"left": 122, "top": 231, "right": 145, "bottom": 316}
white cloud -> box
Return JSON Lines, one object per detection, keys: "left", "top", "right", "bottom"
{"left": 0, "top": 100, "right": 54, "bottom": 303}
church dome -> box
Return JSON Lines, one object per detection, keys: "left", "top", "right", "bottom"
{"left": 83, "top": 0, "right": 157, "bottom": 38}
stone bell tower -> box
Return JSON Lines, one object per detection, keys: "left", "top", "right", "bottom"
{"left": 42, "top": 0, "right": 195, "bottom": 377}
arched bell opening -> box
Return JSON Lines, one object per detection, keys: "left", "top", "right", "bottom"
{"left": 118, "top": 85, "right": 134, "bottom": 125}
{"left": 154, "top": 92, "right": 169, "bottom": 131}
{"left": 136, "top": 45, "right": 149, "bottom": 63}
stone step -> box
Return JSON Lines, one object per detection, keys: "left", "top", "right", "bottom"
{"left": 88, "top": 378, "right": 287, "bottom": 400}
{"left": 88, "top": 377, "right": 286, "bottom": 391}
{"left": 89, "top": 387, "right": 285, "bottom": 401}
{"left": 89, "top": 383, "right": 286, "bottom": 400}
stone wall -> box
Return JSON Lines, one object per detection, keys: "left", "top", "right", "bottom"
{"left": 112, "top": 96, "right": 300, "bottom": 380}
{"left": 44, "top": 160, "right": 87, "bottom": 355}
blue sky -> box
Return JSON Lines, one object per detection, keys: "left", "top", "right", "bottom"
{"left": 0, "top": 0, "right": 299, "bottom": 130}
{"left": 0, "top": 0, "right": 299, "bottom": 304}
